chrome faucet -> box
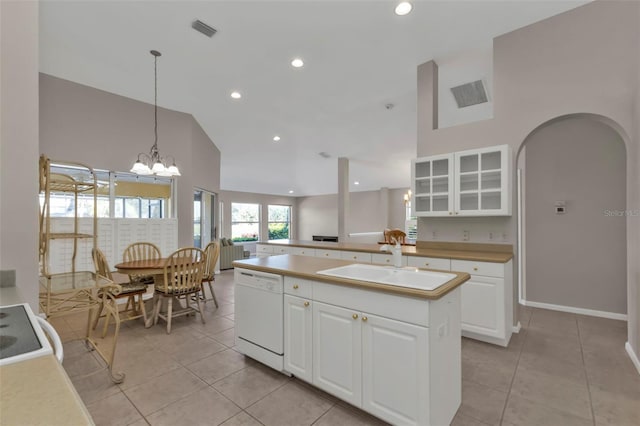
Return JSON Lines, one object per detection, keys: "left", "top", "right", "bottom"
{"left": 380, "top": 237, "right": 403, "bottom": 268}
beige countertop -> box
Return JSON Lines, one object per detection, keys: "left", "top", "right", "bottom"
{"left": 0, "top": 355, "right": 94, "bottom": 425}
{"left": 259, "top": 239, "right": 514, "bottom": 263}
{"left": 233, "top": 255, "right": 470, "bottom": 300}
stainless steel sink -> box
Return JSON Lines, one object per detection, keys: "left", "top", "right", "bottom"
{"left": 317, "top": 263, "right": 457, "bottom": 291}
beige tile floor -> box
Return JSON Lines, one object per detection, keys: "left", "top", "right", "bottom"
{"left": 53, "top": 270, "right": 640, "bottom": 426}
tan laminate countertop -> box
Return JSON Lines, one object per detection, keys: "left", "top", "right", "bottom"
{"left": 259, "top": 239, "right": 513, "bottom": 263}
{"left": 233, "top": 255, "right": 470, "bottom": 300}
{"left": 0, "top": 355, "right": 94, "bottom": 425}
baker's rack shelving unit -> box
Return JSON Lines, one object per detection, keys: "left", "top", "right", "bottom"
{"left": 39, "top": 155, "right": 124, "bottom": 383}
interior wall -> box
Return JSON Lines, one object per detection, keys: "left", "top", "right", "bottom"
{"left": 297, "top": 194, "right": 338, "bottom": 241}
{"left": 436, "top": 44, "right": 494, "bottom": 129}
{"left": 0, "top": 1, "right": 40, "bottom": 307}
{"left": 416, "top": 1, "right": 639, "bottom": 337}
{"left": 631, "top": 1, "right": 640, "bottom": 356}
{"left": 39, "top": 74, "right": 221, "bottom": 248}
{"left": 297, "top": 188, "right": 410, "bottom": 242}
{"left": 525, "top": 117, "right": 627, "bottom": 314}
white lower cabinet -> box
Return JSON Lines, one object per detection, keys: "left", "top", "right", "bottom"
{"left": 362, "top": 314, "right": 429, "bottom": 425}
{"left": 284, "top": 295, "right": 313, "bottom": 383}
{"left": 451, "top": 259, "right": 513, "bottom": 347}
{"left": 312, "top": 302, "right": 362, "bottom": 406}
{"left": 283, "top": 279, "right": 461, "bottom": 425}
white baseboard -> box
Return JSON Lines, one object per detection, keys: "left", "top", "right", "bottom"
{"left": 512, "top": 321, "right": 521, "bottom": 333}
{"left": 522, "top": 300, "right": 627, "bottom": 321}
{"left": 626, "top": 342, "right": 640, "bottom": 376}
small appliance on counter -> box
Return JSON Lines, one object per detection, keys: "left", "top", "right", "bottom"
{"left": 0, "top": 303, "right": 63, "bottom": 366}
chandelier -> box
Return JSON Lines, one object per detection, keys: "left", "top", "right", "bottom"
{"left": 130, "top": 50, "right": 180, "bottom": 177}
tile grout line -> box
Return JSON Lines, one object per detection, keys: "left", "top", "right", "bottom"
{"left": 575, "top": 318, "right": 597, "bottom": 426}
{"left": 498, "top": 321, "right": 528, "bottom": 425}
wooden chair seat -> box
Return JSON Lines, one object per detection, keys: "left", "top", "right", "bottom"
{"left": 92, "top": 249, "right": 149, "bottom": 337}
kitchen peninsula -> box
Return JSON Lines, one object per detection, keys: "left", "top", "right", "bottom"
{"left": 233, "top": 254, "right": 470, "bottom": 425}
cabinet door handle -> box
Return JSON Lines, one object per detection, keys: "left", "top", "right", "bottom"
{"left": 325, "top": 253, "right": 329, "bottom": 257}
{"left": 293, "top": 284, "right": 299, "bottom": 289}
{"left": 362, "top": 316, "right": 368, "bottom": 322}
{"left": 304, "top": 301, "right": 310, "bottom": 307}
{"left": 449, "top": 212, "right": 453, "bottom": 215}
{"left": 473, "top": 267, "right": 478, "bottom": 271}
{"left": 425, "top": 262, "right": 429, "bottom": 266}
{"left": 353, "top": 256, "right": 357, "bottom": 260}
{"left": 352, "top": 314, "right": 358, "bottom": 320}
{"left": 455, "top": 212, "right": 459, "bottom": 215}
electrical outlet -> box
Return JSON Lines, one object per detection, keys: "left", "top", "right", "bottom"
{"left": 463, "top": 230, "right": 470, "bottom": 241}
{"left": 0, "top": 269, "right": 16, "bottom": 288}
{"left": 502, "top": 232, "right": 508, "bottom": 241}
{"left": 432, "top": 231, "right": 437, "bottom": 240}
{"left": 489, "top": 232, "right": 494, "bottom": 240}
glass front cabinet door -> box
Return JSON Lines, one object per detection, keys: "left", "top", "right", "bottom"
{"left": 412, "top": 145, "right": 511, "bottom": 217}
{"left": 411, "top": 154, "right": 454, "bottom": 217}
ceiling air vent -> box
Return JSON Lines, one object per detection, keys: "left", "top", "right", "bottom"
{"left": 192, "top": 20, "right": 217, "bottom": 38}
{"left": 450, "top": 80, "right": 489, "bottom": 108}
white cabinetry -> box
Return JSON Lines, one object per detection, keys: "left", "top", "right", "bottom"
{"left": 362, "top": 314, "right": 429, "bottom": 425}
{"left": 340, "top": 251, "right": 372, "bottom": 263}
{"left": 412, "top": 145, "right": 511, "bottom": 217}
{"left": 256, "top": 244, "right": 273, "bottom": 257}
{"left": 313, "top": 302, "right": 362, "bottom": 406}
{"left": 284, "top": 295, "right": 313, "bottom": 383}
{"left": 371, "top": 253, "right": 408, "bottom": 267}
{"left": 452, "top": 259, "right": 513, "bottom": 346}
{"left": 283, "top": 277, "right": 461, "bottom": 425}
{"left": 407, "top": 255, "right": 451, "bottom": 271}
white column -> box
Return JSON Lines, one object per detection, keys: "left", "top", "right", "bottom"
{"left": 338, "top": 157, "right": 349, "bottom": 242}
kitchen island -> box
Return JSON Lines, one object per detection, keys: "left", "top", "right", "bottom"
{"left": 257, "top": 240, "right": 515, "bottom": 347}
{"left": 233, "top": 255, "right": 470, "bottom": 426}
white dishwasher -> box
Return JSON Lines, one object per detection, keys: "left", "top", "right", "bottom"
{"left": 234, "top": 268, "right": 285, "bottom": 372}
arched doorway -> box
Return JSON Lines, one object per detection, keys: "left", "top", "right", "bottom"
{"left": 516, "top": 114, "right": 628, "bottom": 318}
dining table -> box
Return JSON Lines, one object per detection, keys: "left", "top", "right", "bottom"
{"left": 114, "top": 259, "right": 168, "bottom": 328}
{"left": 114, "top": 257, "right": 199, "bottom": 328}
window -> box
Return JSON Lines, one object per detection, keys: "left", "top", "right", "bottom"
{"left": 39, "top": 166, "right": 173, "bottom": 219}
{"left": 268, "top": 205, "right": 291, "bottom": 240}
{"left": 231, "top": 203, "right": 260, "bottom": 242}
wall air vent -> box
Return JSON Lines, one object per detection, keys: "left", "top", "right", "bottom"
{"left": 192, "top": 20, "right": 217, "bottom": 38}
{"left": 450, "top": 80, "right": 489, "bottom": 108}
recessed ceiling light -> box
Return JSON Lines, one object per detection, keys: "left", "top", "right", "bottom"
{"left": 230, "top": 91, "right": 242, "bottom": 99}
{"left": 273, "top": 136, "right": 281, "bottom": 142}
{"left": 395, "top": 2, "right": 413, "bottom": 16}
{"left": 288, "top": 190, "right": 294, "bottom": 194}
{"left": 291, "top": 58, "right": 304, "bottom": 68}
{"left": 354, "top": 181, "right": 360, "bottom": 185}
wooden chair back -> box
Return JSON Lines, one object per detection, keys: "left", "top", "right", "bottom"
{"left": 203, "top": 241, "right": 220, "bottom": 281}
{"left": 384, "top": 229, "right": 407, "bottom": 245}
{"left": 92, "top": 248, "right": 114, "bottom": 281}
{"left": 123, "top": 242, "right": 161, "bottom": 263}
{"left": 158, "top": 248, "right": 205, "bottom": 295}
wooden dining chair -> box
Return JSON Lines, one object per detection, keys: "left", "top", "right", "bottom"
{"left": 123, "top": 242, "right": 161, "bottom": 284}
{"left": 152, "top": 247, "right": 206, "bottom": 334}
{"left": 201, "top": 241, "right": 220, "bottom": 307}
{"left": 384, "top": 229, "right": 407, "bottom": 245}
{"left": 91, "top": 248, "right": 148, "bottom": 336}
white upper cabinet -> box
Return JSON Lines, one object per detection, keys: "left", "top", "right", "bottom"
{"left": 412, "top": 145, "right": 511, "bottom": 217}
{"left": 411, "top": 153, "right": 454, "bottom": 217}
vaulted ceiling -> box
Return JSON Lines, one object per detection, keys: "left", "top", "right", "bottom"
{"left": 40, "top": 0, "right": 587, "bottom": 196}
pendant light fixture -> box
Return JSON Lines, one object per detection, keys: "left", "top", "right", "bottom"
{"left": 130, "top": 50, "right": 180, "bottom": 177}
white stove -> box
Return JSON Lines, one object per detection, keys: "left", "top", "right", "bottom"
{"left": 0, "top": 303, "right": 62, "bottom": 366}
